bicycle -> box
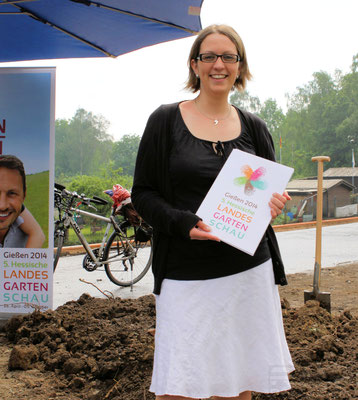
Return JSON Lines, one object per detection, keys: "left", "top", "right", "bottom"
{"left": 54, "top": 183, "right": 153, "bottom": 288}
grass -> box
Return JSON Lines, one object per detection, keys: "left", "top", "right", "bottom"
{"left": 64, "top": 224, "right": 135, "bottom": 246}
{"left": 25, "top": 171, "right": 49, "bottom": 248}
{"left": 66, "top": 225, "right": 110, "bottom": 246}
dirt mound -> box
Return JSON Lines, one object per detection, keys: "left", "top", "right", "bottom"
{"left": 2, "top": 295, "right": 358, "bottom": 399}
{"left": 4, "top": 294, "right": 156, "bottom": 400}
{"left": 254, "top": 300, "right": 358, "bottom": 399}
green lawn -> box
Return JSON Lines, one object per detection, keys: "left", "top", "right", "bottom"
{"left": 65, "top": 224, "right": 135, "bottom": 246}
{"left": 25, "top": 171, "right": 49, "bottom": 248}
{"left": 67, "top": 225, "right": 110, "bottom": 246}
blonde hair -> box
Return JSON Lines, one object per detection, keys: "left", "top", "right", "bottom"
{"left": 185, "top": 24, "right": 252, "bottom": 93}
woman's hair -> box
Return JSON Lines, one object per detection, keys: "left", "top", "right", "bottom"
{"left": 185, "top": 24, "right": 252, "bottom": 93}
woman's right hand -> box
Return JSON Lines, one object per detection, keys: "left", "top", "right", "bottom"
{"left": 189, "top": 220, "right": 221, "bottom": 242}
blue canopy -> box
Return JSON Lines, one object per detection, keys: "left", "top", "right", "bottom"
{"left": 0, "top": 0, "right": 203, "bottom": 62}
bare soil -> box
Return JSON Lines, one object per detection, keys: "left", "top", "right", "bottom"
{"left": 0, "top": 262, "right": 357, "bottom": 400}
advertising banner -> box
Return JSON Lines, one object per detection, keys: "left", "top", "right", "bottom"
{"left": 0, "top": 67, "right": 55, "bottom": 316}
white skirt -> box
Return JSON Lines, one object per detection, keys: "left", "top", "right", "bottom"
{"left": 150, "top": 259, "right": 295, "bottom": 398}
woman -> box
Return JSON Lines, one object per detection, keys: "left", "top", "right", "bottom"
{"left": 132, "top": 24, "right": 294, "bottom": 400}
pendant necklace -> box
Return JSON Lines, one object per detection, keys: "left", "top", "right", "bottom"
{"left": 194, "top": 98, "right": 232, "bottom": 126}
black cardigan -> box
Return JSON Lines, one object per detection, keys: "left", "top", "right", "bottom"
{"left": 132, "top": 102, "right": 288, "bottom": 294}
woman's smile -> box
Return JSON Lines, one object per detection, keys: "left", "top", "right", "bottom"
{"left": 210, "top": 74, "right": 228, "bottom": 79}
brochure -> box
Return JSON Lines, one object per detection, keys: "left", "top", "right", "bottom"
{"left": 196, "top": 149, "right": 294, "bottom": 255}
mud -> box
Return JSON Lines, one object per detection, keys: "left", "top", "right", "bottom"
{"left": 0, "top": 262, "right": 357, "bottom": 400}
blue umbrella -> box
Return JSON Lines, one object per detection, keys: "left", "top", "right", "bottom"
{"left": 0, "top": 0, "right": 202, "bottom": 62}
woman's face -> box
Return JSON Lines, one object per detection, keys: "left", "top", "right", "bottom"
{"left": 191, "top": 33, "right": 240, "bottom": 96}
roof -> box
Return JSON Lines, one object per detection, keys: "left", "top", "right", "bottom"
{"left": 323, "top": 167, "right": 358, "bottom": 177}
{"left": 286, "top": 178, "right": 354, "bottom": 193}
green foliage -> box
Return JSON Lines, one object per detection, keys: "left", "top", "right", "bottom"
{"left": 68, "top": 175, "right": 110, "bottom": 199}
{"left": 281, "top": 62, "right": 358, "bottom": 174}
{"left": 258, "top": 99, "right": 284, "bottom": 154}
{"left": 230, "top": 91, "right": 285, "bottom": 162}
{"left": 231, "top": 53, "right": 358, "bottom": 177}
{"left": 230, "top": 90, "right": 261, "bottom": 114}
{"left": 55, "top": 108, "right": 114, "bottom": 177}
{"left": 271, "top": 213, "right": 286, "bottom": 226}
{"left": 67, "top": 173, "right": 132, "bottom": 215}
{"left": 112, "top": 134, "right": 141, "bottom": 176}
{"left": 55, "top": 108, "right": 138, "bottom": 219}
{"left": 271, "top": 213, "right": 298, "bottom": 226}
{"left": 25, "top": 171, "right": 49, "bottom": 247}
{"left": 55, "top": 110, "right": 141, "bottom": 180}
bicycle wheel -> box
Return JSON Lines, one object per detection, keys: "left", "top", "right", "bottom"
{"left": 103, "top": 228, "right": 152, "bottom": 286}
{"left": 53, "top": 234, "right": 64, "bottom": 272}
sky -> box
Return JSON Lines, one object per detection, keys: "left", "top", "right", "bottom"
{"left": 1, "top": 0, "right": 358, "bottom": 141}
{"left": 0, "top": 70, "right": 53, "bottom": 174}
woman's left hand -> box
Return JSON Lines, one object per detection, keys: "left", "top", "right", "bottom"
{"left": 269, "top": 191, "right": 291, "bottom": 220}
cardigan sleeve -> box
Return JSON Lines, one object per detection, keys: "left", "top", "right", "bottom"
{"left": 132, "top": 105, "right": 200, "bottom": 238}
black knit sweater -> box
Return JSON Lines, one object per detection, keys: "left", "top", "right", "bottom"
{"left": 132, "top": 102, "right": 288, "bottom": 294}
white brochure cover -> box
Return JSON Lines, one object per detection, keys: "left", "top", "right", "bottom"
{"left": 196, "top": 149, "right": 294, "bottom": 255}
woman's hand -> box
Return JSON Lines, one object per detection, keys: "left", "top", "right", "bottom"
{"left": 269, "top": 191, "right": 291, "bottom": 220}
{"left": 189, "top": 220, "right": 221, "bottom": 241}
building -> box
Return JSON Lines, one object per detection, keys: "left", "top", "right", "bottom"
{"left": 323, "top": 167, "right": 358, "bottom": 192}
{"left": 285, "top": 178, "right": 354, "bottom": 219}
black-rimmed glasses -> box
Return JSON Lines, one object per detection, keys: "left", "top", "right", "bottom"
{"left": 196, "top": 53, "right": 240, "bottom": 63}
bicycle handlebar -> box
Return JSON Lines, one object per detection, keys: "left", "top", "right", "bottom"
{"left": 92, "top": 196, "right": 108, "bottom": 205}
{"left": 90, "top": 197, "right": 108, "bottom": 206}
{"left": 55, "top": 183, "right": 108, "bottom": 209}
{"left": 55, "top": 182, "right": 66, "bottom": 191}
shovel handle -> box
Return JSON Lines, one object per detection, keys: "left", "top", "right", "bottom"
{"left": 311, "top": 156, "right": 330, "bottom": 287}
{"left": 312, "top": 156, "right": 331, "bottom": 163}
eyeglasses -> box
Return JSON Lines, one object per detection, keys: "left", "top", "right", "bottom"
{"left": 196, "top": 53, "right": 240, "bottom": 63}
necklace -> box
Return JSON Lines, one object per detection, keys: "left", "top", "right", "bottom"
{"left": 194, "top": 98, "right": 232, "bottom": 126}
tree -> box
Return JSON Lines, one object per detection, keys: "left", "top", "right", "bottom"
{"left": 335, "top": 55, "right": 358, "bottom": 158}
{"left": 258, "top": 98, "right": 284, "bottom": 157}
{"left": 230, "top": 90, "right": 261, "bottom": 114}
{"left": 228, "top": 55, "right": 358, "bottom": 177}
{"left": 112, "top": 134, "right": 141, "bottom": 176}
{"left": 55, "top": 108, "right": 113, "bottom": 177}
{"left": 281, "top": 71, "right": 342, "bottom": 175}
{"left": 67, "top": 165, "right": 133, "bottom": 217}
{"left": 68, "top": 172, "right": 132, "bottom": 201}
{"left": 230, "top": 91, "right": 285, "bottom": 161}
{"left": 351, "top": 53, "right": 358, "bottom": 73}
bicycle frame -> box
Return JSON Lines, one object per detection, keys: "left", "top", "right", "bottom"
{"left": 63, "top": 206, "right": 135, "bottom": 267}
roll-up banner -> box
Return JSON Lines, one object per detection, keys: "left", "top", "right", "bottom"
{"left": 0, "top": 67, "right": 55, "bottom": 319}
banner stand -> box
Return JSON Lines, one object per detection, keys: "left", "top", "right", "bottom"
{"left": 0, "top": 67, "right": 55, "bottom": 323}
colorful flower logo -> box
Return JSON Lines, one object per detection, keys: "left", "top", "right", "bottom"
{"left": 234, "top": 165, "right": 268, "bottom": 195}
